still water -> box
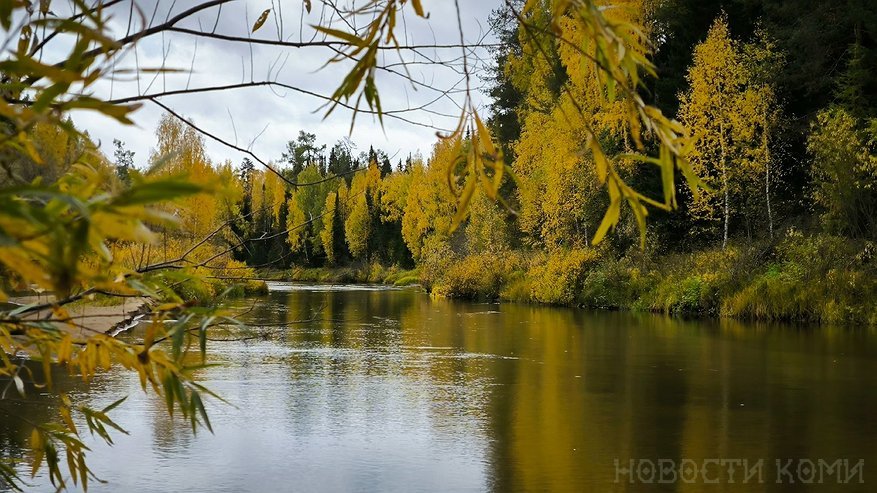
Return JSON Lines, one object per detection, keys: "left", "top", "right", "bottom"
{"left": 3, "top": 283, "right": 876, "bottom": 492}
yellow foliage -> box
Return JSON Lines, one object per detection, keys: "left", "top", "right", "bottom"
{"left": 286, "top": 195, "right": 307, "bottom": 253}
{"left": 401, "top": 144, "right": 456, "bottom": 259}
{"left": 321, "top": 192, "right": 338, "bottom": 264}
{"left": 514, "top": 103, "right": 604, "bottom": 248}
{"left": 344, "top": 161, "right": 381, "bottom": 259}
{"left": 466, "top": 189, "right": 512, "bottom": 253}
{"left": 380, "top": 170, "right": 411, "bottom": 223}
{"left": 528, "top": 248, "right": 601, "bottom": 304}
{"left": 264, "top": 169, "right": 288, "bottom": 224}
{"left": 678, "top": 16, "right": 780, "bottom": 242}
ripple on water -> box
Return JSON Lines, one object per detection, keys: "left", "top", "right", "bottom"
{"left": 266, "top": 282, "right": 406, "bottom": 292}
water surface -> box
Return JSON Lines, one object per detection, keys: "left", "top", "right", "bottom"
{"left": 2, "top": 283, "right": 875, "bottom": 492}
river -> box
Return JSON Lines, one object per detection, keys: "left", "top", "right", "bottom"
{"left": 2, "top": 283, "right": 876, "bottom": 492}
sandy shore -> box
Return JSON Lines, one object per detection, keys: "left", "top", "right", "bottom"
{"left": 7, "top": 295, "right": 151, "bottom": 336}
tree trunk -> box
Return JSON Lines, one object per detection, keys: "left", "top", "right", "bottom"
{"left": 720, "top": 121, "right": 729, "bottom": 250}
{"left": 765, "top": 158, "right": 773, "bottom": 239}
{"left": 763, "top": 109, "right": 774, "bottom": 240}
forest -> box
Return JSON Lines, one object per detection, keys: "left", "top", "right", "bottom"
{"left": 77, "top": 0, "right": 875, "bottom": 325}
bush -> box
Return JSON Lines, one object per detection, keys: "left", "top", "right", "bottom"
{"left": 499, "top": 269, "right": 532, "bottom": 302}
{"left": 430, "top": 251, "right": 525, "bottom": 300}
{"left": 418, "top": 238, "right": 458, "bottom": 292}
{"left": 724, "top": 231, "right": 877, "bottom": 323}
{"left": 580, "top": 256, "right": 655, "bottom": 309}
{"left": 393, "top": 275, "right": 420, "bottom": 286}
{"left": 527, "top": 248, "right": 601, "bottom": 305}
{"left": 172, "top": 276, "right": 215, "bottom": 303}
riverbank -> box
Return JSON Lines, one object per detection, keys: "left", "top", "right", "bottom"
{"left": 422, "top": 231, "right": 877, "bottom": 325}
{"left": 7, "top": 295, "right": 151, "bottom": 336}
{"left": 267, "top": 231, "right": 877, "bottom": 325}
{"left": 5, "top": 276, "right": 270, "bottom": 337}
{"left": 270, "top": 264, "right": 420, "bottom": 287}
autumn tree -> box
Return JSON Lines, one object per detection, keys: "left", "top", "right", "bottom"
{"left": 282, "top": 131, "right": 326, "bottom": 178}
{"left": 678, "top": 16, "right": 782, "bottom": 246}
{"left": 286, "top": 165, "right": 331, "bottom": 263}
{"left": 807, "top": 108, "right": 877, "bottom": 240}
{"left": 150, "top": 114, "right": 224, "bottom": 241}
{"left": 401, "top": 143, "right": 458, "bottom": 261}
{"left": 465, "top": 190, "right": 513, "bottom": 254}
{"left": 738, "top": 30, "right": 783, "bottom": 239}
{"left": 345, "top": 161, "right": 382, "bottom": 260}
{"left": 320, "top": 192, "right": 340, "bottom": 265}
{"left": 113, "top": 139, "right": 135, "bottom": 186}
{"left": 677, "top": 16, "right": 741, "bottom": 247}
{"left": 507, "top": 0, "right": 650, "bottom": 248}
{"left": 379, "top": 169, "right": 414, "bottom": 265}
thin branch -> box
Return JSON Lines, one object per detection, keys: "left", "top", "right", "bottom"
{"left": 164, "top": 27, "right": 500, "bottom": 51}
{"left": 149, "top": 98, "right": 364, "bottom": 190}
{"left": 106, "top": 81, "right": 453, "bottom": 131}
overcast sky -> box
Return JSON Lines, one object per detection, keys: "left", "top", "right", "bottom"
{"left": 63, "top": 0, "right": 502, "bottom": 169}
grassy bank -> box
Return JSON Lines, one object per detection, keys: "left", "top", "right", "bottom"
{"left": 269, "top": 263, "right": 420, "bottom": 287}
{"left": 247, "top": 230, "right": 875, "bottom": 325}
{"left": 419, "top": 230, "right": 877, "bottom": 325}
{"left": 163, "top": 274, "right": 269, "bottom": 305}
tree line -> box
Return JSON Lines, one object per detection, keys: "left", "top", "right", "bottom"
{"left": 161, "top": 0, "right": 877, "bottom": 282}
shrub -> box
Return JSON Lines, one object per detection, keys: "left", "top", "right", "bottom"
{"left": 527, "top": 248, "right": 601, "bottom": 305}
{"left": 172, "top": 276, "right": 215, "bottom": 303}
{"left": 418, "top": 238, "right": 458, "bottom": 292}
{"left": 431, "top": 251, "right": 525, "bottom": 300}
{"left": 499, "top": 269, "right": 532, "bottom": 302}
{"left": 393, "top": 275, "right": 420, "bottom": 286}
{"left": 724, "top": 231, "right": 877, "bottom": 323}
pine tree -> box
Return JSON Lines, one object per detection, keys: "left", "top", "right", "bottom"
{"left": 113, "top": 139, "right": 135, "bottom": 186}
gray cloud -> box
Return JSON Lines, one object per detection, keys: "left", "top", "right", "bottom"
{"left": 67, "top": 0, "right": 501, "bottom": 170}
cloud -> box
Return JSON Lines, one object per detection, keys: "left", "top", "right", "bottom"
{"left": 67, "top": 0, "right": 502, "bottom": 171}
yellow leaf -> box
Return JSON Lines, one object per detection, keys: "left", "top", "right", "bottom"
{"left": 592, "top": 181, "right": 620, "bottom": 245}
{"left": 30, "top": 429, "right": 44, "bottom": 477}
{"left": 58, "top": 335, "right": 73, "bottom": 364}
{"left": 410, "top": 0, "right": 426, "bottom": 18}
{"left": 60, "top": 406, "right": 77, "bottom": 434}
{"left": 589, "top": 137, "right": 608, "bottom": 184}
{"left": 450, "top": 176, "right": 477, "bottom": 232}
{"left": 313, "top": 25, "right": 364, "bottom": 47}
{"left": 252, "top": 9, "right": 271, "bottom": 33}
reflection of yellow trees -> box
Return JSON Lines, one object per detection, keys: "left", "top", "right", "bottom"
{"left": 502, "top": 307, "right": 593, "bottom": 490}
{"left": 406, "top": 299, "right": 877, "bottom": 490}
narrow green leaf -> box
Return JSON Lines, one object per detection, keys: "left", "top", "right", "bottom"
{"left": 111, "top": 180, "right": 204, "bottom": 207}
{"left": 100, "top": 396, "right": 127, "bottom": 414}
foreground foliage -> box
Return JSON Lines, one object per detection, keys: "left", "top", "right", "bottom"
{"left": 0, "top": 2, "right": 260, "bottom": 489}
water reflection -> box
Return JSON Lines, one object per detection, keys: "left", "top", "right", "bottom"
{"left": 2, "top": 284, "right": 876, "bottom": 492}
